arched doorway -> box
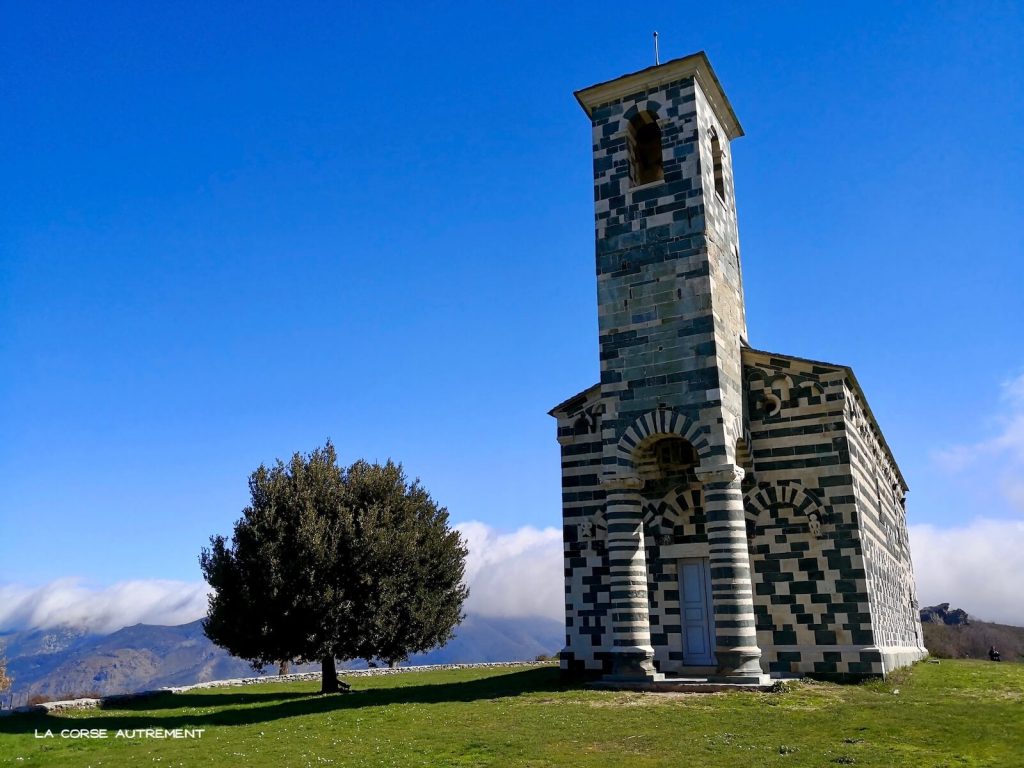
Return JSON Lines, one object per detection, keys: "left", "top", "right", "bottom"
{"left": 638, "top": 435, "right": 716, "bottom": 669}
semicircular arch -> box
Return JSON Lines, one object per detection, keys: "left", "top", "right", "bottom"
{"left": 642, "top": 484, "right": 704, "bottom": 542}
{"left": 615, "top": 408, "right": 710, "bottom": 474}
{"left": 622, "top": 100, "right": 664, "bottom": 124}
{"left": 743, "top": 481, "right": 829, "bottom": 524}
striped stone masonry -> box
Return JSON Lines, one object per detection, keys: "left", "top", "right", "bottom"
{"left": 696, "top": 463, "right": 765, "bottom": 680}
{"left": 603, "top": 476, "right": 657, "bottom": 679}
{"left": 550, "top": 52, "right": 926, "bottom": 683}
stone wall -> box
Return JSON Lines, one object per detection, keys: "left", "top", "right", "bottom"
{"left": 845, "top": 383, "right": 926, "bottom": 669}
{"left": 742, "top": 350, "right": 881, "bottom": 676}
{"left": 553, "top": 386, "right": 613, "bottom": 675}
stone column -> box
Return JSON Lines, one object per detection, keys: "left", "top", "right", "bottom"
{"left": 603, "top": 475, "right": 658, "bottom": 680}
{"left": 696, "top": 463, "right": 767, "bottom": 683}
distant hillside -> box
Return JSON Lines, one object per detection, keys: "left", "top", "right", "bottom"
{"left": 0, "top": 614, "right": 563, "bottom": 699}
{"left": 1, "top": 620, "right": 292, "bottom": 699}
{"left": 920, "top": 603, "right": 1024, "bottom": 662}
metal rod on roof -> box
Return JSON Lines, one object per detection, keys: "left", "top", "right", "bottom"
{"left": 653, "top": 31, "right": 660, "bottom": 65}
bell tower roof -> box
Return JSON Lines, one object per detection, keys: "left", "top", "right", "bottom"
{"left": 574, "top": 50, "right": 743, "bottom": 140}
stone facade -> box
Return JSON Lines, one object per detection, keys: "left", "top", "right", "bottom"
{"left": 551, "top": 53, "right": 926, "bottom": 681}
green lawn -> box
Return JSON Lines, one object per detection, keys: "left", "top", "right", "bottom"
{"left": 0, "top": 660, "right": 1021, "bottom": 767}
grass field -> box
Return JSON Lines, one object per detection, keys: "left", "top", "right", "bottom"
{"left": 0, "top": 659, "right": 1021, "bottom": 767}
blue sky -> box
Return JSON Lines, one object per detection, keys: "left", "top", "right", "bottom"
{"left": 1, "top": 2, "right": 1022, "bottom": 621}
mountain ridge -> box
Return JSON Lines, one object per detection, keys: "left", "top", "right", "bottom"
{"left": 1, "top": 614, "right": 562, "bottom": 700}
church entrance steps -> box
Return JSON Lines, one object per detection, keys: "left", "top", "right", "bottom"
{"left": 588, "top": 675, "right": 774, "bottom": 694}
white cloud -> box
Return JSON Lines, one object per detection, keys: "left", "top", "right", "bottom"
{"left": 0, "top": 521, "right": 566, "bottom": 634}
{"left": 910, "top": 519, "right": 1024, "bottom": 626}
{"left": 456, "top": 521, "right": 563, "bottom": 622}
{"left": 0, "top": 578, "right": 211, "bottom": 635}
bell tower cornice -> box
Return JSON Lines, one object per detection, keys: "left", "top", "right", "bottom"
{"left": 574, "top": 51, "right": 743, "bottom": 140}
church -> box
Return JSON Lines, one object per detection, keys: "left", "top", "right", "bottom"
{"left": 550, "top": 52, "right": 926, "bottom": 683}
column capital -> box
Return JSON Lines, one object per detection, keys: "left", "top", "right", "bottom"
{"left": 695, "top": 462, "right": 745, "bottom": 485}
{"left": 602, "top": 474, "right": 643, "bottom": 491}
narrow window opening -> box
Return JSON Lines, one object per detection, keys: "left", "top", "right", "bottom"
{"left": 709, "top": 128, "right": 726, "bottom": 201}
{"left": 627, "top": 112, "right": 664, "bottom": 186}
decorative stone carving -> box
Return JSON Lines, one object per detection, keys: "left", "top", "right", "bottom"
{"left": 570, "top": 403, "right": 605, "bottom": 436}
{"left": 578, "top": 519, "right": 596, "bottom": 542}
{"left": 602, "top": 474, "right": 643, "bottom": 491}
{"left": 577, "top": 510, "right": 608, "bottom": 547}
{"left": 695, "top": 463, "right": 744, "bottom": 485}
{"left": 769, "top": 374, "right": 793, "bottom": 403}
{"left": 807, "top": 510, "right": 823, "bottom": 539}
{"left": 761, "top": 393, "right": 782, "bottom": 417}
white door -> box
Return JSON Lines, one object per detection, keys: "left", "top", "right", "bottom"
{"left": 679, "top": 557, "right": 716, "bottom": 666}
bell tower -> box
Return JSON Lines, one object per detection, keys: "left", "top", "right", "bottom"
{"left": 575, "top": 52, "right": 766, "bottom": 683}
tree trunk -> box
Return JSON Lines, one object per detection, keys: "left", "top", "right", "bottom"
{"left": 278, "top": 660, "right": 291, "bottom": 676}
{"left": 320, "top": 655, "right": 340, "bottom": 694}
{"left": 389, "top": 659, "right": 399, "bottom": 669}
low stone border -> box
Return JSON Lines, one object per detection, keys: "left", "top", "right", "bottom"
{"left": 0, "top": 661, "right": 552, "bottom": 717}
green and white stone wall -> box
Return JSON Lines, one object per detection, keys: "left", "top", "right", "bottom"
{"left": 845, "top": 384, "right": 926, "bottom": 671}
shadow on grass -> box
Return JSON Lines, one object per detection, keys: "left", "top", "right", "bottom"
{"left": 0, "top": 667, "right": 569, "bottom": 733}
{"left": 108, "top": 689, "right": 319, "bottom": 711}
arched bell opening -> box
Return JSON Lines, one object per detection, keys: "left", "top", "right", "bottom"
{"left": 627, "top": 111, "right": 665, "bottom": 186}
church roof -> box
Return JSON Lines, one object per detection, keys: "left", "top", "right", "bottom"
{"left": 574, "top": 51, "right": 744, "bottom": 140}
{"left": 548, "top": 383, "right": 601, "bottom": 417}
{"left": 743, "top": 347, "right": 908, "bottom": 491}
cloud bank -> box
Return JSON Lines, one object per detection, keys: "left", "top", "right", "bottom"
{"left": 455, "top": 522, "right": 563, "bottom": 622}
{"left": 0, "top": 521, "right": 564, "bottom": 635}
{"left": 910, "top": 520, "right": 1024, "bottom": 625}
{"left": 0, "top": 578, "right": 211, "bottom": 635}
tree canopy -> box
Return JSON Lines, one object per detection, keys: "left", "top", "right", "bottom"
{"left": 200, "top": 442, "right": 468, "bottom": 692}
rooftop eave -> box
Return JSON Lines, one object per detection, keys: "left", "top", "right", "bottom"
{"left": 549, "top": 383, "right": 601, "bottom": 417}
{"left": 840, "top": 367, "right": 910, "bottom": 493}
{"left": 574, "top": 51, "right": 743, "bottom": 140}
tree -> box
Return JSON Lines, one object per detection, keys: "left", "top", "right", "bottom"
{"left": 344, "top": 460, "right": 470, "bottom": 668}
{"left": 200, "top": 442, "right": 468, "bottom": 693}
{"left": 0, "top": 658, "right": 11, "bottom": 694}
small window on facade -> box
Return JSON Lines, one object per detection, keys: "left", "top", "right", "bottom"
{"left": 709, "top": 127, "right": 726, "bottom": 200}
{"left": 627, "top": 112, "right": 664, "bottom": 186}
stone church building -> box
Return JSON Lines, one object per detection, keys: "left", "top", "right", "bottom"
{"left": 550, "top": 52, "right": 926, "bottom": 683}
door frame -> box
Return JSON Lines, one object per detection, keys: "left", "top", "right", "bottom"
{"left": 678, "top": 556, "right": 716, "bottom": 666}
